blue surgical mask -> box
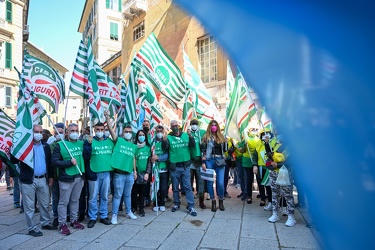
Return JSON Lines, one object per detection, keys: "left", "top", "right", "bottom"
{"left": 138, "top": 135, "right": 145, "bottom": 143}
{"left": 156, "top": 133, "right": 163, "bottom": 139}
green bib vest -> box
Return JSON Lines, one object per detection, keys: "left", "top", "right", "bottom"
{"left": 168, "top": 133, "right": 191, "bottom": 163}
{"left": 190, "top": 129, "right": 205, "bottom": 158}
{"left": 91, "top": 139, "right": 114, "bottom": 172}
{"left": 136, "top": 145, "right": 151, "bottom": 172}
{"left": 111, "top": 137, "right": 137, "bottom": 173}
{"left": 58, "top": 140, "right": 85, "bottom": 176}
{"left": 154, "top": 140, "right": 167, "bottom": 170}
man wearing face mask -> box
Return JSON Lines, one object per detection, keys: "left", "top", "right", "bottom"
{"left": 52, "top": 123, "right": 85, "bottom": 236}
{"left": 106, "top": 115, "right": 138, "bottom": 224}
{"left": 49, "top": 123, "right": 67, "bottom": 227}
{"left": 152, "top": 125, "right": 169, "bottom": 212}
{"left": 142, "top": 119, "right": 152, "bottom": 207}
{"left": 11, "top": 124, "right": 56, "bottom": 237}
{"left": 83, "top": 122, "right": 113, "bottom": 228}
{"left": 166, "top": 120, "right": 198, "bottom": 216}
{"left": 189, "top": 118, "right": 207, "bottom": 209}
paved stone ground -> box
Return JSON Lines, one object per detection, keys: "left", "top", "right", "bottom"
{"left": 0, "top": 180, "right": 321, "bottom": 250}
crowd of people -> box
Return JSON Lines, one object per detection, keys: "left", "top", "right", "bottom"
{"left": 0, "top": 113, "right": 299, "bottom": 237}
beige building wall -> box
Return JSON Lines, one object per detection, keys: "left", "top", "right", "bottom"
{"left": 0, "top": 0, "right": 26, "bottom": 119}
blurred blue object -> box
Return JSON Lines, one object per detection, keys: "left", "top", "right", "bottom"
{"left": 175, "top": 0, "right": 375, "bottom": 249}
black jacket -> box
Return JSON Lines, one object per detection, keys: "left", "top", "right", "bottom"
{"left": 10, "top": 142, "right": 52, "bottom": 184}
{"left": 52, "top": 142, "right": 83, "bottom": 182}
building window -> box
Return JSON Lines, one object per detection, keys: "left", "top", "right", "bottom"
{"left": 6, "top": 0, "right": 12, "bottom": 23}
{"left": 106, "top": 0, "right": 122, "bottom": 12}
{"left": 198, "top": 36, "right": 217, "bottom": 83}
{"left": 5, "top": 86, "right": 11, "bottom": 107}
{"left": 133, "top": 22, "right": 145, "bottom": 42}
{"left": 5, "top": 42, "right": 11, "bottom": 69}
{"left": 110, "top": 22, "right": 118, "bottom": 40}
{"left": 110, "top": 65, "right": 121, "bottom": 85}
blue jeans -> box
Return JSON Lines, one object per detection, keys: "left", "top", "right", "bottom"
{"left": 170, "top": 163, "right": 195, "bottom": 209}
{"left": 13, "top": 177, "right": 20, "bottom": 204}
{"left": 206, "top": 158, "right": 225, "bottom": 200}
{"left": 88, "top": 172, "right": 110, "bottom": 220}
{"left": 112, "top": 172, "right": 134, "bottom": 215}
{"left": 236, "top": 158, "right": 246, "bottom": 194}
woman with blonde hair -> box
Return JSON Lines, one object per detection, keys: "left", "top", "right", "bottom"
{"left": 201, "top": 120, "right": 227, "bottom": 212}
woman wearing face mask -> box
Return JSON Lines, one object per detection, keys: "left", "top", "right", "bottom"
{"left": 201, "top": 120, "right": 228, "bottom": 212}
{"left": 131, "top": 130, "right": 152, "bottom": 217}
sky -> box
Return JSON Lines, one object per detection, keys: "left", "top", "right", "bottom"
{"left": 27, "top": 0, "right": 86, "bottom": 82}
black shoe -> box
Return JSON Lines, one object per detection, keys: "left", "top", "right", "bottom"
{"left": 139, "top": 209, "right": 145, "bottom": 217}
{"left": 241, "top": 194, "right": 248, "bottom": 201}
{"left": 237, "top": 193, "right": 244, "bottom": 198}
{"left": 256, "top": 194, "right": 261, "bottom": 198}
{"left": 78, "top": 214, "right": 85, "bottom": 222}
{"left": 171, "top": 205, "right": 180, "bottom": 212}
{"left": 119, "top": 205, "right": 123, "bottom": 211}
{"left": 87, "top": 220, "right": 96, "bottom": 228}
{"left": 52, "top": 218, "right": 58, "bottom": 227}
{"left": 100, "top": 217, "right": 111, "bottom": 225}
{"left": 42, "top": 224, "right": 57, "bottom": 230}
{"left": 20, "top": 208, "right": 24, "bottom": 214}
{"left": 29, "top": 229, "right": 43, "bottom": 237}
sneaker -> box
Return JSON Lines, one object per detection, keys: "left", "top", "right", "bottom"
{"left": 153, "top": 206, "right": 159, "bottom": 212}
{"left": 189, "top": 208, "right": 197, "bottom": 216}
{"left": 171, "top": 205, "right": 180, "bottom": 212}
{"left": 111, "top": 214, "right": 118, "bottom": 225}
{"left": 87, "top": 220, "right": 96, "bottom": 228}
{"left": 159, "top": 206, "right": 166, "bottom": 212}
{"left": 268, "top": 212, "right": 280, "bottom": 223}
{"left": 6, "top": 186, "right": 12, "bottom": 190}
{"left": 59, "top": 223, "right": 70, "bottom": 236}
{"left": 29, "top": 229, "right": 43, "bottom": 237}
{"left": 14, "top": 202, "right": 20, "bottom": 208}
{"left": 126, "top": 212, "right": 137, "bottom": 220}
{"left": 100, "top": 217, "right": 111, "bottom": 225}
{"left": 241, "top": 194, "right": 248, "bottom": 201}
{"left": 70, "top": 220, "right": 84, "bottom": 230}
{"left": 264, "top": 203, "right": 273, "bottom": 211}
{"left": 285, "top": 215, "right": 296, "bottom": 227}
{"left": 139, "top": 209, "right": 145, "bottom": 217}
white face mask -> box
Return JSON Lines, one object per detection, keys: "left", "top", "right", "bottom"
{"left": 69, "top": 132, "right": 79, "bottom": 140}
{"left": 96, "top": 131, "right": 104, "bottom": 138}
{"left": 156, "top": 133, "right": 163, "bottom": 139}
{"left": 105, "top": 131, "right": 110, "bottom": 137}
{"left": 124, "top": 133, "right": 132, "bottom": 140}
{"left": 191, "top": 125, "right": 198, "bottom": 131}
{"left": 33, "top": 133, "right": 43, "bottom": 142}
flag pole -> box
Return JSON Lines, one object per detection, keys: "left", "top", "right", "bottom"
{"left": 63, "top": 88, "right": 71, "bottom": 127}
{"left": 36, "top": 100, "right": 83, "bottom": 175}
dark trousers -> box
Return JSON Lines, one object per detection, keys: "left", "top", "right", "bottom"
{"left": 157, "top": 172, "right": 169, "bottom": 206}
{"left": 190, "top": 168, "right": 199, "bottom": 192}
{"left": 257, "top": 167, "right": 272, "bottom": 202}
{"left": 244, "top": 167, "right": 255, "bottom": 198}
{"left": 131, "top": 183, "right": 146, "bottom": 211}
{"left": 79, "top": 179, "right": 88, "bottom": 216}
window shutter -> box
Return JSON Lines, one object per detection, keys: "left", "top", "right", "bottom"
{"left": 106, "top": 0, "right": 110, "bottom": 9}
{"left": 118, "top": 0, "right": 122, "bottom": 12}
{"left": 5, "top": 86, "right": 11, "bottom": 107}
{"left": 114, "top": 23, "right": 118, "bottom": 40}
{"left": 6, "top": 0, "right": 12, "bottom": 23}
{"left": 110, "top": 22, "right": 114, "bottom": 39}
{"left": 5, "top": 42, "right": 12, "bottom": 69}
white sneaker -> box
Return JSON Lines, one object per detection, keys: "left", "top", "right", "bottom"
{"left": 152, "top": 206, "right": 159, "bottom": 212}
{"left": 268, "top": 211, "right": 280, "bottom": 223}
{"left": 264, "top": 203, "right": 273, "bottom": 211}
{"left": 111, "top": 214, "right": 118, "bottom": 224}
{"left": 159, "top": 206, "right": 166, "bottom": 212}
{"left": 285, "top": 214, "right": 296, "bottom": 227}
{"left": 126, "top": 212, "right": 137, "bottom": 220}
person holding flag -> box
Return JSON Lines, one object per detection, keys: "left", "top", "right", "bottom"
{"left": 83, "top": 122, "right": 113, "bottom": 228}
{"left": 11, "top": 124, "right": 56, "bottom": 237}
{"left": 152, "top": 125, "right": 169, "bottom": 212}
{"left": 52, "top": 123, "right": 85, "bottom": 236}
{"left": 106, "top": 115, "right": 138, "bottom": 224}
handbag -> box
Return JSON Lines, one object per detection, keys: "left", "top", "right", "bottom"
{"left": 136, "top": 172, "right": 147, "bottom": 184}
{"left": 275, "top": 165, "right": 291, "bottom": 186}
{"left": 214, "top": 143, "right": 226, "bottom": 167}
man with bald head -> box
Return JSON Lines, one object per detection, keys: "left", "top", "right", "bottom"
{"left": 11, "top": 124, "right": 55, "bottom": 237}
